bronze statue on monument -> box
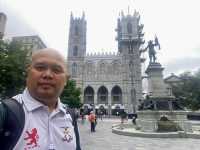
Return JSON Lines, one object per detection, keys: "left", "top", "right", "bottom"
{"left": 143, "top": 36, "right": 161, "bottom": 63}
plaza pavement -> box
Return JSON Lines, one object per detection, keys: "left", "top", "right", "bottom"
{"left": 78, "top": 118, "right": 200, "bottom": 150}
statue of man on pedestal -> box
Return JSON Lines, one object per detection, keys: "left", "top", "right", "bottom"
{"left": 144, "top": 36, "right": 161, "bottom": 63}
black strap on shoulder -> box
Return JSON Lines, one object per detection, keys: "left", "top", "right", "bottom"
{"left": 0, "top": 98, "right": 25, "bottom": 150}
{"left": 0, "top": 101, "right": 6, "bottom": 133}
{"left": 67, "top": 108, "right": 81, "bottom": 150}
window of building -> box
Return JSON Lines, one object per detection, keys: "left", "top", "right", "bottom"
{"left": 112, "top": 61, "right": 120, "bottom": 74}
{"left": 99, "top": 62, "right": 106, "bottom": 74}
{"left": 72, "top": 63, "right": 77, "bottom": 77}
{"left": 97, "top": 86, "right": 108, "bottom": 103}
{"left": 75, "top": 25, "right": 79, "bottom": 36}
{"left": 127, "top": 22, "right": 132, "bottom": 34}
{"left": 86, "top": 61, "right": 93, "bottom": 74}
{"left": 84, "top": 86, "right": 94, "bottom": 104}
{"left": 129, "top": 61, "right": 134, "bottom": 69}
{"left": 73, "top": 46, "right": 78, "bottom": 56}
{"left": 111, "top": 86, "right": 122, "bottom": 103}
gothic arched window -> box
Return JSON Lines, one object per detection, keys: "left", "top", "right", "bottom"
{"left": 127, "top": 22, "right": 132, "bottom": 34}
{"left": 84, "top": 86, "right": 95, "bottom": 104}
{"left": 99, "top": 63, "right": 106, "bottom": 74}
{"left": 97, "top": 86, "right": 108, "bottom": 104}
{"left": 111, "top": 86, "right": 122, "bottom": 104}
{"left": 129, "top": 60, "right": 133, "bottom": 68}
{"left": 75, "top": 25, "right": 79, "bottom": 36}
{"left": 73, "top": 46, "right": 78, "bottom": 56}
{"left": 112, "top": 60, "right": 120, "bottom": 74}
{"left": 72, "top": 63, "right": 77, "bottom": 77}
{"left": 86, "top": 61, "right": 93, "bottom": 74}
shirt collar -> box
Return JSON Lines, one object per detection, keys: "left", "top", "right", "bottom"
{"left": 57, "top": 98, "right": 66, "bottom": 114}
{"left": 22, "top": 88, "right": 66, "bottom": 114}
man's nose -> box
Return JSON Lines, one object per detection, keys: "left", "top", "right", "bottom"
{"left": 42, "top": 68, "right": 54, "bottom": 78}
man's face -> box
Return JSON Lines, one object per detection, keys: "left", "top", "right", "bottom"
{"left": 26, "top": 51, "right": 67, "bottom": 101}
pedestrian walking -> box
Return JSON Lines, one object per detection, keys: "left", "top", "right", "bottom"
{"left": 88, "top": 111, "right": 96, "bottom": 132}
{"left": 100, "top": 111, "right": 103, "bottom": 120}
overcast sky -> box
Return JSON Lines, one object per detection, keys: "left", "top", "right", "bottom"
{"left": 1, "top": 0, "right": 200, "bottom": 76}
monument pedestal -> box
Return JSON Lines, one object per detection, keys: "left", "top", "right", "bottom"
{"left": 145, "top": 62, "right": 169, "bottom": 97}
{"left": 137, "top": 62, "right": 192, "bottom": 132}
{"left": 137, "top": 110, "right": 192, "bottom": 132}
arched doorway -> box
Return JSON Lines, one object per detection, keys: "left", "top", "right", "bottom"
{"left": 97, "top": 86, "right": 108, "bottom": 104}
{"left": 84, "top": 86, "right": 94, "bottom": 104}
{"left": 111, "top": 86, "right": 122, "bottom": 104}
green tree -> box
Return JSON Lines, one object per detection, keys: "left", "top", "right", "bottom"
{"left": 60, "top": 79, "right": 82, "bottom": 108}
{"left": 172, "top": 70, "right": 200, "bottom": 110}
{"left": 0, "top": 40, "right": 29, "bottom": 98}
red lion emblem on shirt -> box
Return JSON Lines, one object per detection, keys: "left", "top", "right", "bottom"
{"left": 24, "top": 128, "right": 39, "bottom": 149}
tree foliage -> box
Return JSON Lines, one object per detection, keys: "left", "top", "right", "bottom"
{"left": 60, "top": 79, "right": 82, "bottom": 108}
{"left": 0, "top": 40, "right": 29, "bottom": 98}
{"left": 0, "top": 39, "right": 82, "bottom": 108}
{"left": 172, "top": 69, "right": 200, "bottom": 110}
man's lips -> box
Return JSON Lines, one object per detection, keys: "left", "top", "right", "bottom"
{"left": 38, "top": 83, "right": 55, "bottom": 88}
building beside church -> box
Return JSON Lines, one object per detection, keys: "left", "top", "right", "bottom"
{"left": 164, "top": 73, "right": 183, "bottom": 96}
{"left": 67, "top": 10, "right": 145, "bottom": 115}
{"left": 0, "top": 12, "right": 46, "bottom": 51}
{"left": 0, "top": 12, "right": 7, "bottom": 39}
{"left": 12, "top": 35, "right": 46, "bottom": 51}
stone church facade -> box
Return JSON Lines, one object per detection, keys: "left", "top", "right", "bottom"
{"left": 67, "top": 10, "right": 145, "bottom": 114}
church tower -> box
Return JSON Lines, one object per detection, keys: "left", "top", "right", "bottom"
{"left": 67, "top": 12, "right": 86, "bottom": 89}
{"left": 116, "top": 10, "right": 145, "bottom": 113}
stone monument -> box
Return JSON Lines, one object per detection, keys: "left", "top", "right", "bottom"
{"left": 137, "top": 38, "right": 192, "bottom": 133}
{"left": 145, "top": 62, "right": 168, "bottom": 97}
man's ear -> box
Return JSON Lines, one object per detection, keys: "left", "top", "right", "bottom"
{"left": 64, "top": 75, "right": 70, "bottom": 86}
{"left": 66, "top": 74, "right": 70, "bottom": 80}
{"left": 26, "top": 65, "right": 31, "bottom": 74}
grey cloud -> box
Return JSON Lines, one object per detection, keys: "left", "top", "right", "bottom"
{"left": 163, "top": 57, "right": 200, "bottom": 76}
{"left": 1, "top": 4, "right": 37, "bottom": 38}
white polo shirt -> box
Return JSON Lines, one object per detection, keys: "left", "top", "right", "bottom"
{"left": 13, "top": 89, "right": 76, "bottom": 150}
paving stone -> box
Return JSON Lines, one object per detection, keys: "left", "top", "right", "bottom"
{"left": 78, "top": 118, "right": 200, "bottom": 150}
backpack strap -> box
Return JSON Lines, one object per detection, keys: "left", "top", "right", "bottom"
{"left": 0, "top": 101, "right": 6, "bottom": 134}
{"left": 0, "top": 98, "right": 25, "bottom": 150}
{"left": 67, "top": 108, "right": 81, "bottom": 150}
